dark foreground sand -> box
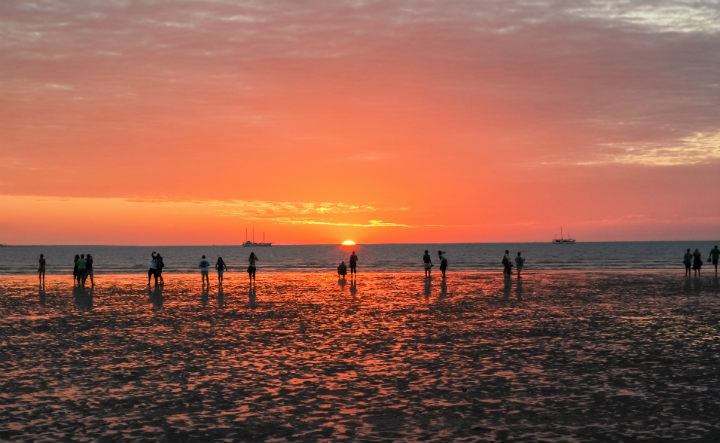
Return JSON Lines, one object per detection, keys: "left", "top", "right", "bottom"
{"left": 1, "top": 271, "right": 720, "bottom": 442}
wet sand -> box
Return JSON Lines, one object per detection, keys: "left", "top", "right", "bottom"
{"left": 2, "top": 271, "right": 720, "bottom": 442}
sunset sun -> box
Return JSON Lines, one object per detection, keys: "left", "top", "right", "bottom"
{"left": 341, "top": 240, "right": 356, "bottom": 246}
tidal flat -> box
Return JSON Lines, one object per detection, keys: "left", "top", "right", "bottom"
{"left": 1, "top": 271, "right": 720, "bottom": 442}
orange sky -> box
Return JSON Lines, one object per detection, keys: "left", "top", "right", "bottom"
{"left": 1, "top": 1, "right": 719, "bottom": 244}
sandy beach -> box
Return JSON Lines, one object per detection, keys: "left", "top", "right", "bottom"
{"left": 2, "top": 271, "right": 720, "bottom": 441}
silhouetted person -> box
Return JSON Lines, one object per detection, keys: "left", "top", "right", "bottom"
{"left": 216, "top": 257, "right": 227, "bottom": 285}
{"left": 155, "top": 253, "right": 164, "bottom": 285}
{"left": 502, "top": 250, "right": 513, "bottom": 276}
{"left": 709, "top": 245, "right": 720, "bottom": 276}
{"left": 337, "top": 260, "right": 347, "bottom": 278}
{"left": 438, "top": 250, "right": 447, "bottom": 278}
{"left": 248, "top": 252, "right": 258, "bottom": 281}
{"left": 76, "top": 254, "right": 87, "bottom": 287}
{"left": 199, "top": 255, "right": 210, "bottom": 286}
{"left": 73, "top": 254, "right": 80, "bottom": 286}
{"left": 423, "top": 250, "right": 433, "bottom": 278}
{"left": 515, "top": 252, "right": 525, "bottom": 279}
{"left": 692, "top": 248, "right": 703, "bottom": 276}
{"left": 85, "top": 253, "right": 94, "bottom": 287}
{"left": 148, "top": 252, "right": 158, "bottom": 286}
{"left": 349, "top": 251, "right": 358, "bottom": 277}
{"left": 684, "top": 248, "right": 693, "bottom": 277}
{"left": 38, "top": 254, "right": 46, "bottom": 286}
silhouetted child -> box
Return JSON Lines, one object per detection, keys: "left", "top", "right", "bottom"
{"left": 73, "top": 254, "right": 80, "bottom": 286}
{"left": 338, "top": 260, "right": 347, "bottom": 278}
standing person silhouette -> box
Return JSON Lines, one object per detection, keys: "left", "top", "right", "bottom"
{"left": 73, "top": 254, "right": 80, "bottom": 286}
{"left": 248, "top": 252, "right": 258, "bottom": 281}
{"left": 85, "top": 253, "right": 94, "bottom": 287}
{"left": 199, "top": 255, "right": 210, "bottom": 286}
{"left": 515, "top": 252, "right": 525, "bottom": 279}
{"left": 155, "top": 253, "right": 164, "bottom": 285}
{"left": 349, "top": 250, "right": 358, "bottom": 278}
{"left": 76, "top": 254, "right": 87, "bottom": 287}
{"left": 692, "top": 248, "right": 703, "bottom": 276}
{"left": 216, "top": 256, "right": 227, "bottom": 286}
{"left": 38, "top": 254, "right": 46, "bottom": 286}
{"left": 148, "top": 252, "right": 158, "bottom": 286}
{"left": 683, "top": 248, "right": 693, "bottom": 277}
{"left": 502, "top": 250, "right": 513, "bottom": 276}
{"left": 438, "top": 250, "right": 447, "bottom": 278}
{"left": 708, "top": 245, "right": 720, "bottom": 276}
{"left": 423, "top": 250, "right": 433, "bottom": 278}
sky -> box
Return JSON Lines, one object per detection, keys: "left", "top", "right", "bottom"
{"left": 1, "top": 0, "right": 719, "bottom": 245}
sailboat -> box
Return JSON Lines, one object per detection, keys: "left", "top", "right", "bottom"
{"left": 552, "top": 227, "right": 576, "bottom": 244}
{"left": 242, "top": 227, "right": 272, "bottom": 247}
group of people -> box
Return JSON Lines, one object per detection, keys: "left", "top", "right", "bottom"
{"left": 502, "top": 250, "right": 525, "bottom": 278}
{"left": 684, "top": 245, "right": 720, "bottom": 277}
{"left": 337, "top": 250, "right": 358, "bottom": 279}
{"left": 72, "top": 253, "right": 94, "bottom": 287}
{"left": 199, "top": 252, "right": 258, "bottom": 287}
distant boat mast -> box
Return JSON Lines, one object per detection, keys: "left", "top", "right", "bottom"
{"left": 552, "top": 227, "right": 576, "bottom": 244}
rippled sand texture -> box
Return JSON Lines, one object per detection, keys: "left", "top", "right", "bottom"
{"left": 2, "top": 272, "right": 720, "bottom": 442}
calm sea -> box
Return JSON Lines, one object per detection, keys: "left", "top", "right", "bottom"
{"left": 0, "top": 242, "right": 716, "bottom": 275}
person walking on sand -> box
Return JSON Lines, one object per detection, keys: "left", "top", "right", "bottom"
{"left": 85, "top": 253, "right": 94, "bottom": 287}
{"left": 438, "top": 250, "right": 448, "bottom": 278}
{"left": 349, "top": 250, "right": 358, "bottom": 277}
{"left": 502, "top": 250, "right": 513, "bottom": 276}
{"left": 708, "top": 245, "right": 720, "bottom": 276}
{"left": 199, "top": 255, "right": 210, "bottom": 286}
{"left": 38, "top": 254, "right": 46, "bottom": 286}
{"left": 216, "top": 256, "right": 227, "bottom": 286}
{"left": 515, "top": 252, "right": 525, "bottom": 279}
{"left": 337, "top": 260, "right": 347, "bottom": 278}
{"left": 692, "top": 248, "right": 703, "bottom": 276}
{"left": 148, "top": 252, "right": 158, "bottom": 286}
{"left": 248, "top": 252, "right": 258, "bottom": 281}
{"left": 683, "top": 248, "right": 693, "bottom": 277}
{"left": 155, "top": 253, "right": 164, "bottom": 285}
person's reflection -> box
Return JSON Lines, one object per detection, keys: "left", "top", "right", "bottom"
{"left": 217, "top": 286, "right": 225, "bottom": 308}
{"left": 338, "top": 277, "right": 347, "bottom": 291}
{"left": 73, "top": 285, "right": 93, "bottom": 311}
{"left": 516, "top": 278, "right": 523, "bottom": 301}
{"left": 503, "top": 274, "right": 512, "bottom": 300}
{"left": 439, "top": 278, "right": 448, "bottom": 299}
{"left": 149, "top": 284, "right": 164, "bottom": 309}
{"left": 38, "top": 286, "right": 46, "bottom": 306}
{"left": 424, "top": 278, "right": 432, "bottom": 299}
{"left": 350, "top": 279, "right": 357, "bottom": 297}
{"left": 248, "top": 284, "right": 257, "bottom": 309}
{"left": 201, "top": 286, "right": 209, "bottom": 307}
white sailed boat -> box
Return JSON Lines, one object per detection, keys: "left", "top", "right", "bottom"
{"left": 552, "top": 227, "right": 576, "bottom": 244}
{"left": 242, "top": 228, "right": 272, "bottom": 247}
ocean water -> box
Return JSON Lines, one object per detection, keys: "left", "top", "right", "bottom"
{"left": 0, "top": 241, "right": 717, "bottom": 274}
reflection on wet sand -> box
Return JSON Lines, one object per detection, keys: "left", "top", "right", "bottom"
{"left": 149, "top": 284, "right": 164, "bottom": 309}
{"left": 1, "top": 271, "right": 720, "bottom": 442}
{"left": 72, "top": 285, "right": 93, "bottom": 311}
{"left": 217, "top": 286, "right": 225, "bottom": 308}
